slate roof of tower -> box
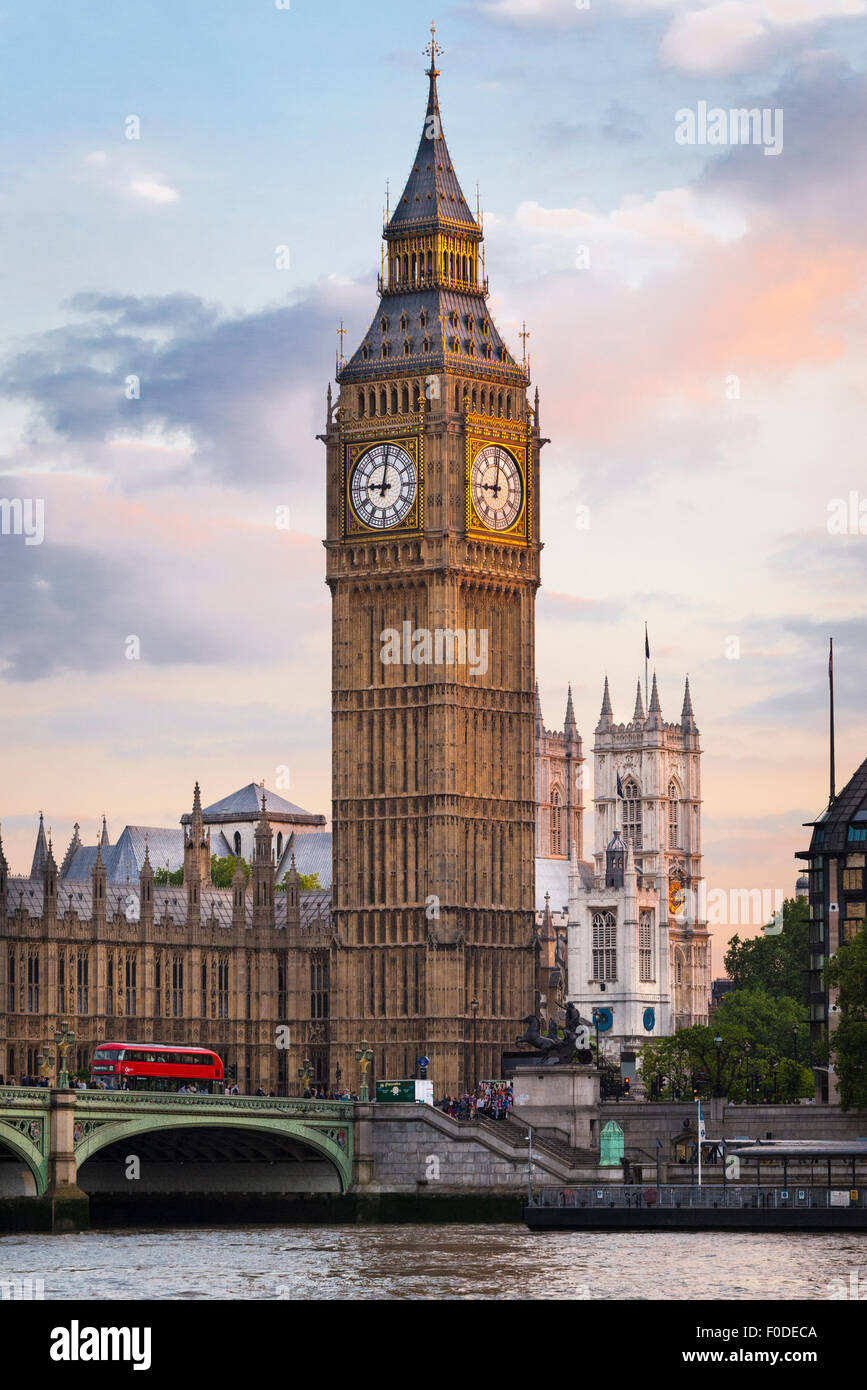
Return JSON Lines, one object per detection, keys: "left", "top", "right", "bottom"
{"left": 186, "top": 783, "right": 323, "bottom": 825}
{"left": 387, "top": 60, "right": 478, "bottom": 233}
{"left": 805, "top": 754, "right": 867, "bottom": 854}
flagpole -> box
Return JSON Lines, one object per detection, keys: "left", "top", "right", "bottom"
{"left": 644, "top": 622, "right": 649, "bottom": 714}
{"left": 829, "top": 637, "right": 836, "bottom": 804}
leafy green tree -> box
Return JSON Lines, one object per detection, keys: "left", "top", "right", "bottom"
{"left": 153, "top": 867, "right": 183, "bottom": 886}
{"left": 714, "top": 988, "right": 807, "bottom": 1060}
{"left": 276, "top": 871, "right": 322, "bottom": 893}
{"left": 724, "top": 895, "right": 809, "bottom": 1007}
{"left": 640, "top": 1021, "right": 813, "bottom": 1103}
{"left": 210, "top": 854, "right": 249, "bottom": 888}
{"left": 824, "top": 922, "right": 867, "bottom": 1111}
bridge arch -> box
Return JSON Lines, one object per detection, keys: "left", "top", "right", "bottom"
{"left": 0, "top": 1122, "right": 47, "bottom": 1196}
{"left": 75, "top": 1114, "right": 351, "bottom": 1194}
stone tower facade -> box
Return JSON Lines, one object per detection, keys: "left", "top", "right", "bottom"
{"left": 535, "top": 683, "right": 584, "bottom": 862}
{"left": 322, "top": 36, "right": 540, "bottom": 1095}
{"left": 573, "top": 674, "right": 710, "bottom": 1032}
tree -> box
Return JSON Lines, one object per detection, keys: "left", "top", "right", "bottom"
{"left": 640, "top": 1020, "right": 813, "bottom": 1104}
{"left": 724, "top": 895, "right": 809, "bottom": 1008}
{"left": 153, "top": 867, "right": 183, "bottom": 886}
{"left": 713, "top": 988, "right": 807, "bottom": 1061}
{"left": 275, "top": 871, "right": 322, "bottom": 893}
{"left": 824, "top": 922, "right": 867, "bottom": 1111}
{"left": 210, "top": 854, "right": 249, "bottom": 888}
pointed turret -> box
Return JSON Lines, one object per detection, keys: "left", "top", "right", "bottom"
{"left": 565, "top": 683, "right": 578, "bottom": 738}
{"left": 646, "top": 671, "right": 663, "bottom": 731}
{"left": 681, "top": 676, "right": 697, "bottom": 733}
{"left": 596, "top": 676, "right": 614, "bottom": 733}
{"left": 535, "top": 679, "right": 543, "bottom": 735}
{"left": 232, "top": 855, "right": 247, "bottom": 931}
{"left": 92, "top": 835, "right": 107, "bottom": 929}
{"left": 30, "top": 812, "right": 48, "bottom": 879}
{"left": 100, "top": 815, "right": 110, "bottom": 848}
{"left": 252, "top": 785, "right": 275, "bottom": 930}
{"left": 631, "top": 680, "right": 645, "bottom": 725}
{"left": 534, "top": 386, "right": 540, "bottom": 432}
{"left": 60, "top": 822, "right": 81, "bottom": 879}
{"left": 140, "top": 837, "right": 154, "bottom": 929}
{"left": 0, "top": 824, "right": 8, "bottom": 927}
{"left": 387, "top": 25, "right": 478, "bottom": 239}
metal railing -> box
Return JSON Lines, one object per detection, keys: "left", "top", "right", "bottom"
{"left": 530, "top": 1184, "right": 865, "bottom": 1210}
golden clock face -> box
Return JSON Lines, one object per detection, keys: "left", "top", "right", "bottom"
{"left": 470, "top": 444, "right": 523, "bottom": 532}
{"left": 349, "top": 443, "right": 417, "bottom": 530}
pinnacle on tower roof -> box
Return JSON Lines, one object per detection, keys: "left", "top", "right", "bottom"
{"left": 596, "top": 675, "right": 614, "bottom": 732}
{"left": 100, "top": 815, "right": 110, "bottom": 848}
{"left": 29, "top": 812, "right": 48, "bottom": 879}
{"left": 0, "top": 823, "right": 6, "bottom": 872}
{"left": 632, "top": 679, "right": 645, "bottom": 724}
{"left": 534, "top": 679, "right": 543, "bottom": 730}
{"left": 565, "top": 683, "right": 578, "bottom": 736}
{"left": 45, "top": 829, "right": 57, "bottom": 872}
{"left": 94, "top": 833, "right": 105, "bottom": 869}
{"left": 646, "top": 671, "right": 663, "bottom": 729}
{"left": 681, "top": 675, "right": 697, "bottom": 731}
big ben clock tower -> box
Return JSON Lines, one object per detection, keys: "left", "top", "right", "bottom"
{"left": 322, "top": 28, "right": 543, "bottom": 1095}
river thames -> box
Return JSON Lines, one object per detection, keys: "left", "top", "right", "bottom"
{"left": 2, "top": 1225, "right": 864, "bottom": 1300}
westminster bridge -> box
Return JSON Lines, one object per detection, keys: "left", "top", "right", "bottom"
{"left": 1, "top": 1085, "right": 863, "bottom": 1230}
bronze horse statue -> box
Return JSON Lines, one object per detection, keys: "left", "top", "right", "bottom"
{"left": 517, "top": 1002, "right": 593, "bottom": 1065}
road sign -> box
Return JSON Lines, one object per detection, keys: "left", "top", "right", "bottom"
{"left": 417, "top": 1056, "right": 430, "bottom": 1069}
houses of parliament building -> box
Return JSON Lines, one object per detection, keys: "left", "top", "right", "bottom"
{"left": 0, "top": 36, "right": 708, "bottom": 1096}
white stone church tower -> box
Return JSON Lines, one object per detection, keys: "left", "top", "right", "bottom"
{"left": 567, "top": 673, "right": 710, "bottom": 1058}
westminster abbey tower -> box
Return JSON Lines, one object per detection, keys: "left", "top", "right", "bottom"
{"left": 323, "top": 33, "right": 541, "bottom": 1093}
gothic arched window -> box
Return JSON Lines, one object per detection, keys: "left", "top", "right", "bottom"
{"left": 639, "top": 909, "right": 655, "bottom": 982}
{"left": 668, "top": 780, "right": 679, "bottom": 848}
{"left": 276, "top": 832, "right": 283, "bottom": 858}
{"left": 357, "top": 391, "right": 365, "bottom": 417}
{"left": 592, "top": 910, "right": 617, "bottom": 982}
{"left": 233, "top": 832, "right": 241, "bottom": 857}
{"left": 402, "top": 384, "right": 410, "bottom": 413}
{"left": 390, "top": 386, "right": 398, "bottom": 414}
{"left": 551, "top": 788, "right": 562, "bottom": 856}
{"left": 622, "top": 778, "right": 642, "bottom": 848}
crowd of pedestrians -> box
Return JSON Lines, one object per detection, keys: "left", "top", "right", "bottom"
{"left": 437, "top": 1082, "right": 513, "bottom": 1121}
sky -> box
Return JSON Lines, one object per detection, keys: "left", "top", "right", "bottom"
{"left": 1, "top": 0, "right": 866, "bottom": 973}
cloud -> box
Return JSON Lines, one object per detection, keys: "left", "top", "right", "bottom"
{"left": 657, "top": 0, "right": 866, "bottom": 75}
{"left": 0, "top": 281, "right": 371, "bottom": 491}
{"left": 129, "top": 179, "right": 179, "bottom": 204}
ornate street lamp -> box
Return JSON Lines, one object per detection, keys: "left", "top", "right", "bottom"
{"left": 713, "top": 1035, "right": 723, "bottom": 1098}
{"left": 355, "top": 1040, "right": 374, "bottom": 1102}
{"left": 53, "top": 1022, "right": 75, "bottom": 1090}
{"left": 297, "top": 1058, "right": 314, "bottom": 1095}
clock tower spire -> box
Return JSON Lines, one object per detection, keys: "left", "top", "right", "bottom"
{"left": 322, "top": 30, "right": 544, "bottom": 1096}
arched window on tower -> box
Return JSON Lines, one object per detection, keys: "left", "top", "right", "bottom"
{"left": 551, "top": 788, "right": 562, "bottom": 856}
{"left": 358, "top": 391, "right": 365, "bottom": 417}
{"left": 233, "top": 832, "right": 242, "bottom": 857}
{"left": 668, "top": 780, "right": 679, "bottom": 848}
{"left": 379, "top": 387, "right": 387, "bottom": 413}
{"left": 497, "top": 391, "right": 503, "bottom": 416}
{"left": 276, "top": 832, "right": 283, "bottom": 859}
{"left": 592, "top": 910, "right": 617, "bottom": 982}
{"left": 622, "top": 778, "right": 642, "bottom": 848}
{"left": 401, "top": 384, "right": 410, "bottom": 412}
{"left": 390, "top": 386, "right": 398, "bottom": 413}
{"left": 506, "top": 392, "right": 512, "bottom": 419}
{"left": 427, "top": 250, "right": 432, "bottom": 277}
{"left": 369, "top": 389, "right": 376, "bottom": 416}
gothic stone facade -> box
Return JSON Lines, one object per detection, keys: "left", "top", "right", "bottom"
{"left": 0, "top": 790, "right": 334, "bottom": 1094}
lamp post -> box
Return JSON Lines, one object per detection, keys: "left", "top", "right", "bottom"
{"left": 791, "top": 1025, "right": 799, "bottom": 1065}
{"left": 355, "top": 1040, "right": 374, "bottom": 1102}
{"left": 335, "top": 1065, "right": 342, "bottom": 1095}
{"left": 771, "top": 1059, "right": 778, "bottom": 1104}
{"left": 713, "top": 1035, "right": 723, "bottom": 1099}
{"left": 470, "top": 997, "right": 479, "bottom": 1093}
{"left": 53, "top": 1022, "right": 74, "bottom": 1090}
{"left": 592, "top": 1010, "right": 601, "bottom": 1071}
{"left": 297, "top": 1058, "right": 313, "bottom": 1095}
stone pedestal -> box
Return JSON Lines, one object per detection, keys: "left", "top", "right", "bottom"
{"left": 510, "top": 1066, "right": 601, "bottom": 1151}
{"left": 46, "top": 1089, "right": 89, "bottom": 1230}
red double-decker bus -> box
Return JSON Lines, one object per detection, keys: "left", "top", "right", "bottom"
{"left": 90, "top": 1043, "right": 225, "bottom": 1093}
